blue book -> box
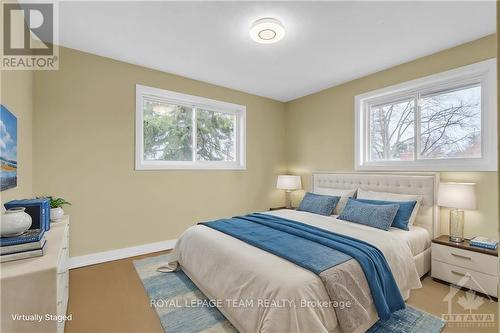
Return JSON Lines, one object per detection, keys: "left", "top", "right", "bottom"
{"left": 0, "top": 228, "right": 45, "bottom": 247}
{"left": 43, "top": 199, "right": 50, "bottom": 230}
{"left": 5, "top": 198, "right": 50, "bottom": 231}
{"left": 0, "top": 235, "right": 46, "bottom": 254}
{"left": 1, "top": 241, "right": 47, "bottom": 263}
{"left": 471, "top": 243, "right": 498, "bottom": 250}
{"left": 470, "top": 236, "right": 498, "bottom": 250}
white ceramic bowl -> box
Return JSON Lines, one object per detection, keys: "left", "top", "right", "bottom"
{"left": 2, "top": 207, "right": 32, "bottom": 237}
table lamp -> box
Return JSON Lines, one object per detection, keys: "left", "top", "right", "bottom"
{"left": 276, "top": 175, "right": 302, "bottom": 208}
{"left": 437, "top": 182, "right": 476, "bottom": 243}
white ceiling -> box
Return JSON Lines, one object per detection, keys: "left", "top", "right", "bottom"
{"left": 57, "top": 1, "right": 496, "bottom": 102}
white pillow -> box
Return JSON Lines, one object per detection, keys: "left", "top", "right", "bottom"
{"left": 314, "top": 188, "right": 357, "bottom": 215}
{"left": 356, "top": 189, "right": 423, "bottom": 226}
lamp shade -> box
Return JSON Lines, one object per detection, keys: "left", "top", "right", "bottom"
{"left": 437, "top": 182, "right": 476, "bottom": 210}
{"left": 276, "top": 175, "right": 302, "bottom": 191}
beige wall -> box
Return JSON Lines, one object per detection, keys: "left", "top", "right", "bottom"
{"left": 0, "top": 70, "right": 33, "bottom": 204}
{"left": 286, "top": 35, "right": 498, "bottom": 238}
{"left": 33, "top": 47, "right": 287, "bottom": 257}
{"left": 31, "top": 35, "right": 499, "bottom": 257}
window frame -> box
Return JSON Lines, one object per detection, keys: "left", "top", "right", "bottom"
{"left": 136, "top": 84, "right": 246, "bottom": 170}
{"left": 355, "top": 59, "right": 497, "bottom": 171}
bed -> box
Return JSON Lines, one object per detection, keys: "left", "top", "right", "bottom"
{"left": 170, "top": 172, "right": 439, "bottom": 333}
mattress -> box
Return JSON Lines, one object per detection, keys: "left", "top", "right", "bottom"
{"left": 389, "top": 225, "right": 431, "bottom": 256}
{"left": 172, "top": 209, "right": 422, "bottom": 333}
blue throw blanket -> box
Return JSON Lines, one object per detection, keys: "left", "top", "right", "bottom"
{"left": 199, "top": 213, "right": 405, "bottom": 320}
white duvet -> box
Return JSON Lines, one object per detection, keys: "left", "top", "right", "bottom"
{"left": 171, "top": 210, "right": 422, "bottom": 333}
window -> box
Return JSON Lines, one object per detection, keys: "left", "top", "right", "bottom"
{"left": 136, "top": 85, "right": 246, "bottom": 170}
{"left": 355, "top": 59, "right": 497, "bottom": 171}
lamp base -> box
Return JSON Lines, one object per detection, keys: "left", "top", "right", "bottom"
{"left": 449, "top": 209, "right": 465, "bottom": 243}
{"left": 448, "top": 235, "right": 464, "bottom": 243}
{"left": 285, "top": 191, "right": 292, "bottom": 209}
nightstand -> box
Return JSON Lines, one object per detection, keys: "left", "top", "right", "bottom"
{"left": 269, "top": 207, "right": 296, "bottom": 211}
{"left": 431, "top": 235, "right": 498, "bottom": 298}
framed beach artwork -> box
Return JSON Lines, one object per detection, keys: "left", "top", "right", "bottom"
{"left": 0, "top": 105, "right": 17, "bottom": 191}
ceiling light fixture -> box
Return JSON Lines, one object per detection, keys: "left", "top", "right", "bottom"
{"left": 250, "top": 18, "right": 285, "bottom": 44}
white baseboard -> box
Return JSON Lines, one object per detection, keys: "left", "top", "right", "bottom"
{"left": 68, "top": 239, "right": 177, "bottom": 269}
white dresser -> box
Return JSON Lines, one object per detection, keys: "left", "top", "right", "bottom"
{"left": 431, "top": 235, "right": 498, "bottom": 298}
{"left": 1, "top": 216, "right": 70, "bottom": 333}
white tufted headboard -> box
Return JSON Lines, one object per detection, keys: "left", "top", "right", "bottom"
{"left": 312, "top": 172, "right": 440, "bottom": 237}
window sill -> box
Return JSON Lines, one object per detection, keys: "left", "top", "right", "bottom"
{"left": 135, "top": 163, "right": 247, "bottom": 171}
{"left": 355, "top": 158, "right": 497, "bottom": 172}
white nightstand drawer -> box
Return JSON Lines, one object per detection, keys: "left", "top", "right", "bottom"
{"left": 432, "top": 243, "right": 498, "bottom": 276}
{"left": 432, "top": 259, "right": 498, "bottom": 297}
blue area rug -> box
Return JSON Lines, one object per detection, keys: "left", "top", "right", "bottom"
{"left": 134, "top": 254, "right": 444, "bottom": 333}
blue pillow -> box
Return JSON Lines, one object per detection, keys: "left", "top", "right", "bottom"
{"left": 354, "top": 198, "right": 417, "bottom": 231}
{"left": 297, "top": 192, "right": 340, "bottom": 216}
{"left": 338, "top": 198, "right": 399, "bottom": 231}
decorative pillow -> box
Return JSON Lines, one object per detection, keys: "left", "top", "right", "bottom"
{"left": 314, "top": 188, "right": 357, "bottom": 215}
{"left": 338, "top": 198, "right": 399, "bottom": 231}
{"left": 297, "top": 192, "right": 340, "bottom": 216}
{"left": 356, "top": 189, "right": 423, "bottom": 227}
{"left": 354, "top": 198, "right": 416, "bottom": 231}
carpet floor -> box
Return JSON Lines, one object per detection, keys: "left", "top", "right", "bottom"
{"left": 134, "top": 253, "right": 445, "bottom": 333}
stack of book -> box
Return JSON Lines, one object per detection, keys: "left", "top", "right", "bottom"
{"left": 470, "top": 236, "right": 499, "bottom": 250}
{"left": 0, "top": 229, "right": 47, "bottom": 263}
